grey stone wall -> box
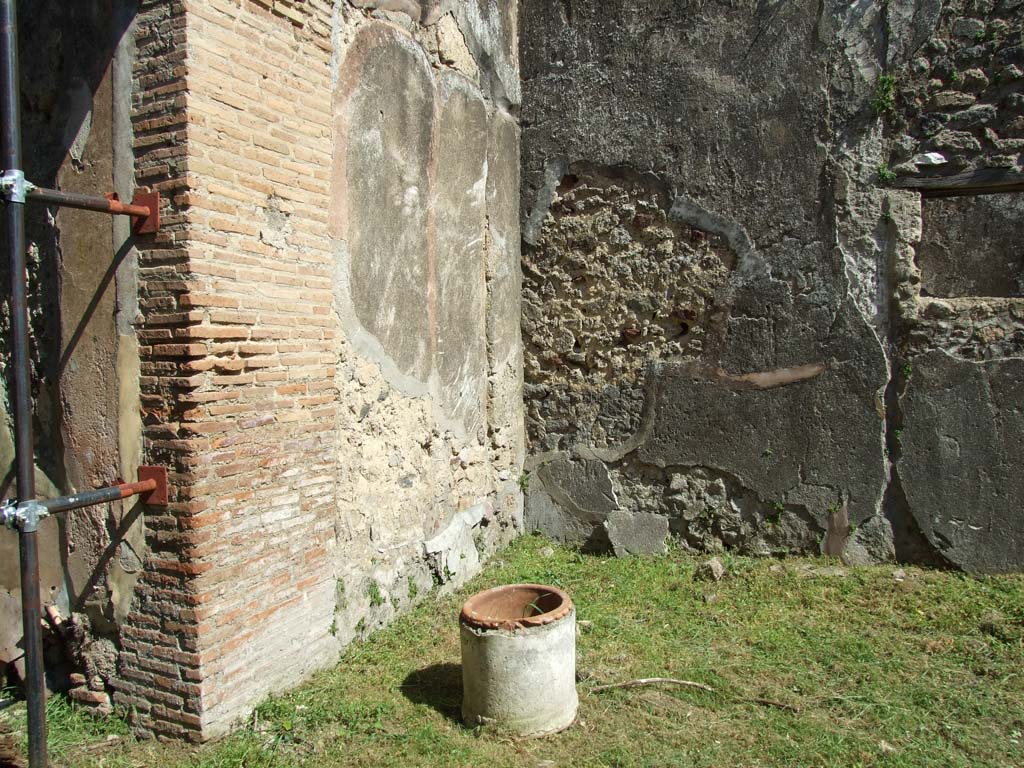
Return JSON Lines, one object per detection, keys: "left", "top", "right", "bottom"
{"left": 519, "top": 0, "right": 1023, "bottom": 572}
{"left": 889, "top": 0, "right": 1023, "bottom": 179}
{"left": 885, "top": 1, "right": 1024, "bottom": 574}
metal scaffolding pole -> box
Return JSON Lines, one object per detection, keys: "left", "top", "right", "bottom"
{"left": 25, "top": 185, "right": 161, "bottom": 232}
{"left": 0, "top": 1, "right": 47, "bottom": 765}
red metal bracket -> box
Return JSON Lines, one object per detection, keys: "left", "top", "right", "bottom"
{"left": 132, "top": 188, "right": 160, "bottom": 233}
{"left": 104, "top": 189, "right": 160, "bottom": 234}
{"left": 137, "top": 465, "right": 169, "bottom": 506}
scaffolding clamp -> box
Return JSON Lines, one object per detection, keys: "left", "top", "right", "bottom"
{"left": 1, "top": 499, "right": 49, "bottom": 533}
{"left": 0, "top": 169, "right": 35, "bottom": 204}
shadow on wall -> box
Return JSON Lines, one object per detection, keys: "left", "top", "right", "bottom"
{"left": 1, "top": 0, "right": 135, "bottom": 493}
{"left": 0, "top": 0, "right": 140, "bottom": 694}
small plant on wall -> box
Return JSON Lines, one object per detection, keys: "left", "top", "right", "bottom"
{"left": 871, "top": 73, "right": 898, "bottom": 116}
{"left": 877, "top": 164, "right": 897, "bottom": 183}
{"left": 367, "top": 580, "right": 385, "bottom": 608}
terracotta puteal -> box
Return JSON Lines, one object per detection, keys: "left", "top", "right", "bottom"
{"left": 460, "top": 583, "right": 578, "bottom": 736}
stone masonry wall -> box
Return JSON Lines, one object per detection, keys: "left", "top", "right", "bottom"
{"left": 524, "top": 169, "right": 736, "bottom": 454}
{"left": 889, "top": 0, "right": 1023, "bottom": 179}
{"left": 520, "top": 0, "right": 1023, "bottom": 572}
{"left": 883, "top": 0, "right": 1024, "bottom": 574}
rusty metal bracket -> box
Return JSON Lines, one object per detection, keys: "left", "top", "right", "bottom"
{"left": 24, "top": 184, "right": 161, "bottom": 232}
{"left": 3, "top": 466, "right": 169, "bottom": 525}
{"left": 137, "top": 465, "right": 169, "bottom": 506}
{"left": 130, "top": 188, "right": 160, "bottom": 233}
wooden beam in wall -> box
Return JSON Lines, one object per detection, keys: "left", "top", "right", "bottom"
{"left": 893, "top": 168, "right": 1024, "bottom": 198}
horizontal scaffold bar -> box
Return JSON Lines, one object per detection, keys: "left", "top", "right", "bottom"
{"left": 2, "top": 466, "right": 168, "bottom": 532}
{"left": 24, "top": 185, "right": 161, "bottom": 232}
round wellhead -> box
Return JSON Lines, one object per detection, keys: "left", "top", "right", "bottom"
{"left": 460, "top": 583, "right": 573, "bottom": 631}
{"left": 460, "top": 582, "right": 578, "bottom": 737}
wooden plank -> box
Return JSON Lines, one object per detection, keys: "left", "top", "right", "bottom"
{"left": 892, "top": 167, "right": 1024, "bottom": 198}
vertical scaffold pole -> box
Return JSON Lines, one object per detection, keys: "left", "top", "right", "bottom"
{"left": 0, "top": 0, "right": 48, "bottom": 765}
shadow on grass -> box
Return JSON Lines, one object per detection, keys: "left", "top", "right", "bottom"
{"left": 400, "top": 663, "right": 463, "bottom": 724}
{"left": 0, "top": 724, "right": 23, "bottom": 768}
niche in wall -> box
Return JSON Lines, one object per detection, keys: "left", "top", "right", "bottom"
{"left": 916, "top": 193, "right": 1024, "bottom": 298}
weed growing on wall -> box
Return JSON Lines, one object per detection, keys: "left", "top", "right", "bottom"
{"left": 367, "top": 581, "right": 385, "bottom": 608}
{"left": 876, "top": 164, "right": 897, "bottom": 183}
{"left": 871, "top": 73, "right": 898, "bottom": 115}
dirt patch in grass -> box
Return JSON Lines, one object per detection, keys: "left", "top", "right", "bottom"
{"left": 3, "top": 536, "right": 1023, "bottom": 767}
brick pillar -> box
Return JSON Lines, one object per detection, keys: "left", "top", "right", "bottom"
{"left": 115, "top": 0, "right": 205, "bottom": 739}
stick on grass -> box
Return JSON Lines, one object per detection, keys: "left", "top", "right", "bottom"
{"left": 590, "top": 677, "right": 800, "bottom": 713}
{"left": 590, "top": 677, "right": 715, "bottom": 694}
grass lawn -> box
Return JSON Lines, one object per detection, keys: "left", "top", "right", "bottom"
{"left": 2, "top": 535, "right": 1022, "bottom": 767}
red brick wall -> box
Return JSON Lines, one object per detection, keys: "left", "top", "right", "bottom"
{"left": 182, "top": 0, "right": 340, "bottom": 734}
{"left": 116, "top": 0, "right": 522, "bottom": 740}
{"left": 115, "top": 0, "right": 204, "bottom": 740}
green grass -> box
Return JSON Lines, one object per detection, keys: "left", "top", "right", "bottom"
{"left": 2, "top": 535, "right": 1022, "bottom": 767}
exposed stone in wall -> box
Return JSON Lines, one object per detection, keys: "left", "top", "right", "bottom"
{"left": 616, "top": 463, "right": 825, "bottom": 557}
{"left": 891, "top": 0, "right": 1024, "bottom": 177}
{"left": 906, "top": 297, "right": 1024, "bottom": 359}
{"left": 523, "top": 170, "right": 735, "bottom": 452}
{"left": 527, "top": 453, "right": 831, "bottom": 557}
{"left": 894, "top": 194, "right": 1024, "bottom": 369}
{"left": 520, "top": 0, "right": 894, "bottom": 566}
